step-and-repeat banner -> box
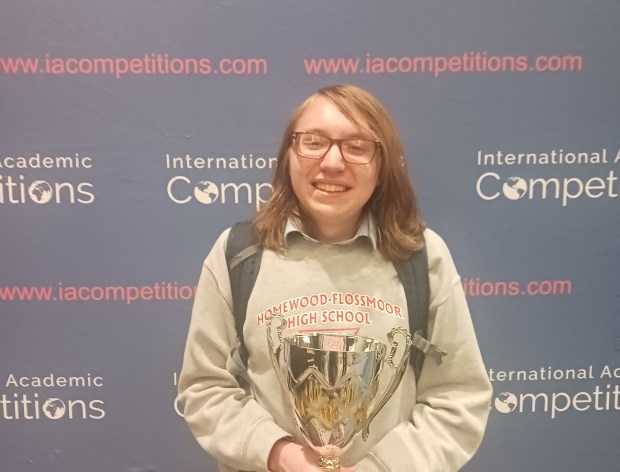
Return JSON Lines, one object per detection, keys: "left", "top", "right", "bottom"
{"left": 1, "top": 1, "right": 618, "bottom": 471}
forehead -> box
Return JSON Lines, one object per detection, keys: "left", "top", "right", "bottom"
{"left": 295, "top": 96, "right": 372, "bottom": 138}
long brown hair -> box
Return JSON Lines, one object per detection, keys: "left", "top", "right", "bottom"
{"left": 254, "top": 84, "right": 425, "bottom": 260}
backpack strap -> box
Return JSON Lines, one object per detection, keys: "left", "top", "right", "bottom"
{"left": 393, "top": 239, "right": 446, "bottom": 381}
{"left": 225, "top": 220, "right": 262, "bottom": 367}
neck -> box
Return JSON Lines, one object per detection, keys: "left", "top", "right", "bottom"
{"left": 303, "top": 214, "right": 362, "bottom": 243}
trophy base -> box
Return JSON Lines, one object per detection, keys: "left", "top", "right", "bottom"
{"left": 318, "top": 456, "right": 341, "bottom": 471}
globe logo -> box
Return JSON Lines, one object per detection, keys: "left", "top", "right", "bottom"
{"left": 43, "top": 398, "right": 67, "bottom": 419}
{"left": 502, "top": 176, "right": 527, "bottom": 200}
{"left": 28, "top": 180, "right": 53, "bottom": 204}
{"left": 193, "top": 180, "right": 219, "bottom": 204}
{"left": 494, "top": 392, "right": 518, "bottom": 414}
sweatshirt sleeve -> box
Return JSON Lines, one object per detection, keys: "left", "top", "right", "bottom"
{"left": 177, "top": 230, "right": 291, "bottom": 471}
{"left": 355, "top": 230, "right": 493, "bottom": 472}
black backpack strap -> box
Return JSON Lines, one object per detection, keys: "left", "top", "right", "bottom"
{"left": 394, "top": 237, "right": 447, "bottom": 382}
{"left": 225, "top": 220, "right": 262, "bottom": 367}
{"left": 393, "top": 242, "right": 430, "bottom": 380}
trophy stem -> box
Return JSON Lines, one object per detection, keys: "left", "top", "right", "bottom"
{"left": 318, "top": 455, "right": 341, "bottom": 471}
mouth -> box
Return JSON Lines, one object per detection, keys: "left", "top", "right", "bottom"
{"left": 314, "top": 182, "right": 349, "bottom": 193}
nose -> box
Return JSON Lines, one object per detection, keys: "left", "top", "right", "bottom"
{"left": 319, "top": 142, "right": 346, "bottom": 171}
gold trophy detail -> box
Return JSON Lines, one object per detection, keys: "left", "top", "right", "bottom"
{"left": 267, "top": 313, "right": 412, "bottom": 471}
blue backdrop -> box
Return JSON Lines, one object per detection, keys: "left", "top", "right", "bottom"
{"left": 1, "top": 1, "right": 619, "bottom": 471}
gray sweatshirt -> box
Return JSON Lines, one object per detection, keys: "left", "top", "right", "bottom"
{"left": 178, "top": 227, "right": 492, "bottom": 472}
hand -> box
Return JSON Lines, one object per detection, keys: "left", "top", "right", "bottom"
{"left": 268, "top": 439, "right": 354, "bottom": 472}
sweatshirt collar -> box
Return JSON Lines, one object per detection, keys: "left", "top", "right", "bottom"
{"left": 284, "top": 213, "right": 377, "bottom": 249}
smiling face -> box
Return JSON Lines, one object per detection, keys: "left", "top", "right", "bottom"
{"left": 288, "top": 95, "right": 379, "bottom": 242}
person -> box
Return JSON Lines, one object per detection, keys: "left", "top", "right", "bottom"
{"left": 178, "top": 84, "right": 492, "bottom": 472}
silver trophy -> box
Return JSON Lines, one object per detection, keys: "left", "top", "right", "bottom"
{"left": 267, "top": 313, "right": 412, "bottom": 471}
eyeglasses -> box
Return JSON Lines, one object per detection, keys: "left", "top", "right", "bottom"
{"left": 291, "top": 132, "right": 380, "bottom": 165}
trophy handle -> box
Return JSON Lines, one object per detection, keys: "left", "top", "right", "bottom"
{"left": 362, "top": 327, "right": 412, "bottom": 440}
{"left": 266, "top": 312, "right": 285, "bottom": 355}
{"left": 266, "top": 312, "right": 289, "bottom": 391}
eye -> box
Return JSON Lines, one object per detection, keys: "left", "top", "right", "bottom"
{"left": 300, "top": 133, "right": 327, "bottom": 149}
{"left": 343, "top": 139, "right": 371, "bottom": 155}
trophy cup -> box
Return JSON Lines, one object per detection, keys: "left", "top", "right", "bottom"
{"left": 266, "top": 313, "right": 412, "bottom": 471}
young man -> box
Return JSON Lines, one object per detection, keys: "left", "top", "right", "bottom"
{"left": 178, "top": 85, "right": 492, "bottom": 472}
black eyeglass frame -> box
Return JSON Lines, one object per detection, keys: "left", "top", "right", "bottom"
{"left": 291, "top": 131, "right": 381, "bottom": 165}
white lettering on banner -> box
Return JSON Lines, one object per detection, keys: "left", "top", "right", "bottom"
{"left": 0, "top": 153, "right": 93, "bottom": 169}
{"left": 476, "top": 148, "right": 609, "bottom": 166}
{"left": 600, "top": 365, "right": 620, "bottom": 379}
{"left": 474, "top": 147, "right": 620, "bottom": 206}
{"left": 489, "top": 365, "right": 620, "bottom": 419}
{"left": 0, "top": 393, "right": 105, "bottom": 420}
{"left": 0, "top": 175, "right": 95, "bottom": 204}
{"left": 172, "top": 372, "right": 184, "bottom": 418}
{"left": 166, "top": 175, "right": 272, "bottom": 210}
{"left": 475, "top": 170, "right": 619, "bottom": 206}
{"left": 165, "top": 153, "right": 277, "bottom": 170}
{"left": 493, "top": 385, "right": 620, "bottom": 419}
{"left": 488, "top": 365, "right": 620, "bottom": 383}
{"left": 0, "top": 152, "right": 96, "bottom": 205}
{"left": 5, "top": 373, "right": 103, "bottom": 388}
{"left": 1, "top": 372, "right": 106, "bottom": 421}
{"left": 163, "top": 153, "right": 275, "bottom": 209}
{"left": 488, "top": 366, "right": 594, "bottom": 382}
